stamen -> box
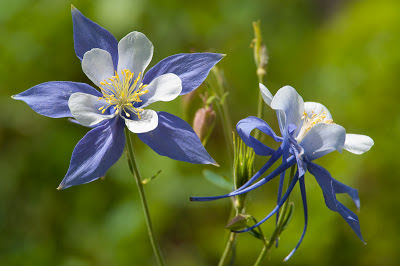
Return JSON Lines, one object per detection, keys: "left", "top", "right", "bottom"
{"left": 296, "top": 110, "right": 334, "bottom": 142}
{"left": 97, "top": 69, "right": 149, "bottom": 120}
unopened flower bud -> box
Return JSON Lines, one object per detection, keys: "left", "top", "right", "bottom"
{"left": 181, "top": 89, "right": 199, "bottom": 117}
{"left": 193, "top": 105, "right": 216, "bottom": 145}
{"left": 252, "top": 20, "right": 268, "bottom": 79}
{"left": 233, "top": 135, "right": 255, "bottom": 211}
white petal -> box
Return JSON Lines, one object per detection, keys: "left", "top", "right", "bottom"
{"left": 304, "top": 102, "right": 333, "bottom": 121}
{"left": 344, "top": 134, "right": 374, "bottom": 155}
{"left": 68, "top": 92, "right": 115, "bottom": 126}
{"left": 117, "top": 31, "right": 153, "bottom": 80}
{"left": 125, "top": 109, "right": 158, "bottom": 133}
{"left": 82, "top": 49, "right": 114, "bottom": 87}
{"left": 300, "top": 123, "right": 346, "bottom": 161}
{"left": 271, "top": 86, "right": 304, "bottom": 133}
{"left": 259, "top": 83, "right": 273, "bottom": 106}
{"left": 140, "top": 73, "right": 182, "bottom": 108}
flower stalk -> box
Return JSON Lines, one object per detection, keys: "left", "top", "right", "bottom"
{"left": 218, "top": 223, "right": 237, "bottom": 266}
{"left": 254, "top": 165, "right": 296, "bottom": 265}
{"left": 251, "top": 20, "right": 268, "bottom": 139}
{"left": 125, "top": 128, "right": 165, "bottom": 266}
{"left": 210, "top": 66, "right": 234, "bottom": 160}
{"left": 218, "top": 136, "right": 255, "bottom": 266}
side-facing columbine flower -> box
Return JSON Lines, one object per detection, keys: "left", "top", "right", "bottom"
{"left": 13, "top": 6, "right": 223, "bottom": 189}
{"left": 191, "top": 84, "right": 373, "bottom": 260}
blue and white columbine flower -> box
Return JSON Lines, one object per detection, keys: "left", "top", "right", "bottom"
{"left": 13, "top": 6, "right": 223, "bottom": 189}
{"left": 191, "top": 84, "right": 373, "bottom": 260}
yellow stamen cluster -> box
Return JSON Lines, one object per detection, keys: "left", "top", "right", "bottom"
{"left": 296, "top": 111, "right": 334, "bottom": 142}
{"left": 98, "top": 69, "right": 148, "bottom": 119}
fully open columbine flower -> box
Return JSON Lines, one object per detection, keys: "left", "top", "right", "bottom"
{"left": 13, "top": 6, "right": 223, "bottom": 189}
{"left": 191, "top": 84, "right": 373, "bottom": 260}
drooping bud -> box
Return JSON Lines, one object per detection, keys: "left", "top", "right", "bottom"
{"left": 181, "top": 89, "right": 200, "bottom": 120}
{"left": 193, "top": 105, "right": 216, "bottom": 145}
{"left": 233, "top": 134, "right": 255, "bottom": 212}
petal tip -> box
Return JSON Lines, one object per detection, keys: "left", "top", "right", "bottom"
{"left": 213, "top": 162, "right": 220, "bottom": 167}
{"left": 11, "top": 95, "right": 16, "bottom": 99}
{"left": 57, "top": 185, "right": 64, "bottom": 190}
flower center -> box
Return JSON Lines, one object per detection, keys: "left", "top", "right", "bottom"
{"left": 296, "top": 111, "right": 334, "bottom": 142}
{"left": 97, "top": 69, "right": 148, "bottom": 119}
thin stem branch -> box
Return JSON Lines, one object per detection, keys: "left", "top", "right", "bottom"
{"left": 125, "top": 128, "right": 165, "bottom": 266}
{"left": 215, "top": 102, "right": 233, "bottom": 164}
{"left": 254, "top": 74, "right": 265, "bottom": 140}
{"left": 218, "top": 231, "right": 237, "bottom": 266}
{"left": 212, "top": 67, "right": 234, "bottom": 162}
{"left": 253, "top": 165, "right": 296, "bottom": 265}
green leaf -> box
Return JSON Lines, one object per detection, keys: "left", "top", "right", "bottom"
{"left": 219, "top": 92, "right": 229, "bottom": 105}
{"left": 142, "top": 170, "right": 162, "bottom": 185}
{"left": 202, "top": 169, "right": 233, "bottom": 190}
{"left": 206, "top": 95, "right": 217, "bottom": 105}
{"left": 248, "top": 228, "right": 263, "bottom": 240}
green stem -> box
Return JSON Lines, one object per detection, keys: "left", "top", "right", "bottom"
{"left": 254, "top": 74, "right": 265, "bottom": 140}
{"left": 215, "top": 102, "right": 233, "bottom": 163}
{"left": 211, "top": 68, "right": 239, "bottom": 265}
{"left": 125, "top": 128, "right": 165, "bottom": 266}
{"left": 256, "top": 74, "right": 265, "bottom": 119}
{"left": 218, "top": 231, "right": 237, "bottom": 266}
{"left": 253, "top": 165, "right": 296, "bottom": 265}
{"left": 254, "top": 245, "right": 267, "bottom": 266}
{"left": 212, "top": 67, "right": 234, "bottom": 161}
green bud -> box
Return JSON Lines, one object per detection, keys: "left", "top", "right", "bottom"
{"left": 233, "top": 134, "right": 255, "bottom": 212}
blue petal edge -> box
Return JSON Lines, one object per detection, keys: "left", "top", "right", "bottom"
{"left": 236, "top": 116, "right": 282, "bottom": 156}
{"left": 58, "top": 117, "right": 125, "bottom": 189}
{"left": 13, "top": 81, "right": 101, "bottom": 118}
{"left": 232, "top": 171, "right": 299, "bottom": 233}
{"left": 137, "top": 111, "right": 217, "bottom": 165}
{"left": 307, "top": 162, "right": 365, "bottom": 243}
{"left": 284, "top": 176, "right": 308, "bottom": 261}
{"left": 190, "top": 155, "right": 296, "bottom": 202}
{"left": 71, "top": 5, "right": 119, "bottom": 69}
{"left": 143, "top": 53, "right": 224, "bottom": 95}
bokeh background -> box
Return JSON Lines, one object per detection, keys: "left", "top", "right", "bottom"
{"left": 1, "top": 0, "right": 398, "bottom": 265}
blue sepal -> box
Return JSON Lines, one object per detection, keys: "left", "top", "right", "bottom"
{"left": 71, "top": 6, "right": 119, "bottom": 69}
{"left": 13, "top": 81, "right": 101, "bottom": 118}
{"left": 142, "top": 53, "right": 224, "bottom": 95}
{"left": 137, "top": 111, "right": 217, "bottom": 165}
{"left": 236, "top": 116, "right": 283, "bottom": 156}
{"left": 58, "top": 117, "right": 125, "bottom": 189}
{"left": 307, "top": 162, "right": 365, "bottom": 243}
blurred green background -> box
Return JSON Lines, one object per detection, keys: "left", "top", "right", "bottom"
{"left": 0, "top": 0, "right": 398, "bottom": 265}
